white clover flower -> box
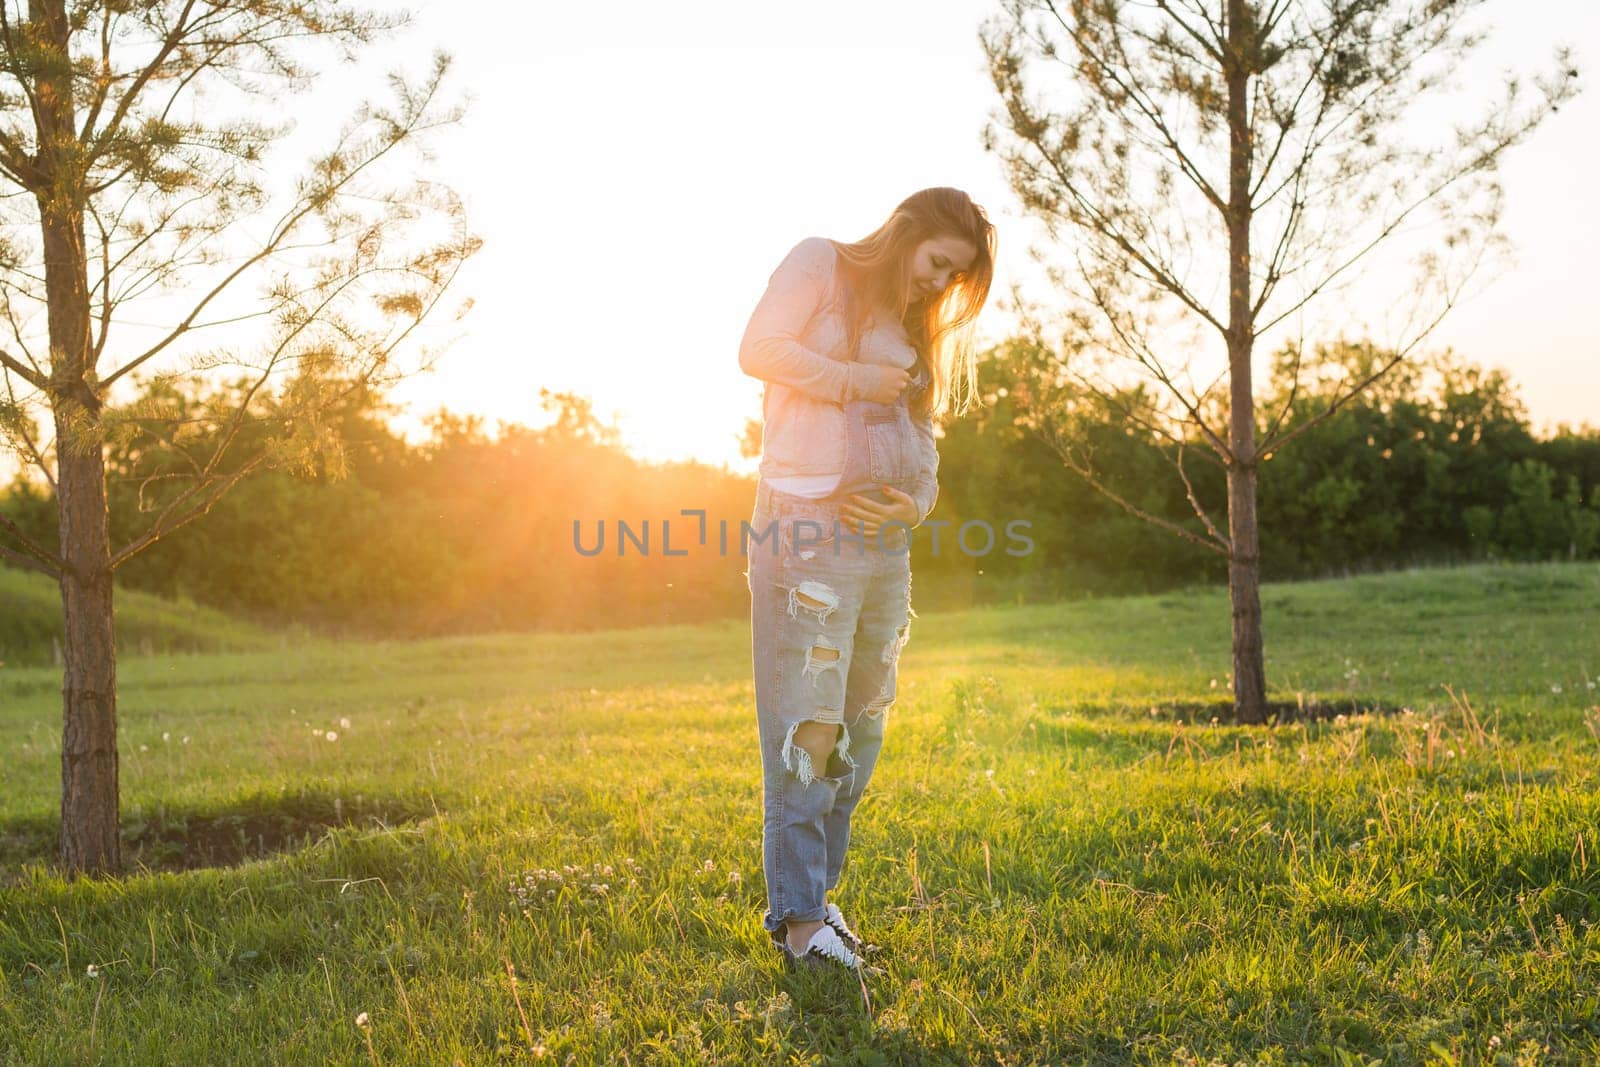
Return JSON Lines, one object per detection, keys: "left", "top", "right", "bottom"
{"left": 182, "top": 736, "right": 190, "bottom": 745}
{"left": 162, "top": 731, "right": 170, "bottom": 742}
{"left": 355, "top": 1011, "right": 370, "bottom": 1028}
{"left": 340, "top": 717, "right": 351, "bottom": 729}
{"left": 86, "top": 963, "right": 100, "bottom": 978}
{"left": 325, "top": 731, "right": 339, "bottom": 742}
{"left": 1552, "top": 685, "right": 1563, "bottom": 694}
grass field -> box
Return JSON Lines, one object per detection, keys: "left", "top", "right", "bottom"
{"left": 1, "top": 562, "right": 1598, "bottom": 1064}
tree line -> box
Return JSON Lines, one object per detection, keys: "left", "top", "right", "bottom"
{"left": 3, "top": 339, "right": 1594, "bottom": 641}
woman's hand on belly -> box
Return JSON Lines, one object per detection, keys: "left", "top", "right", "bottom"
{"left": 856, "top": 364, "right": 911, "bottom": 405}
{"left": 841, "top": 485, "right": 920, "bottom": 538}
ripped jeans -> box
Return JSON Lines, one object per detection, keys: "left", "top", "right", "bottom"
{"left": 744, "top": 470, "right": 915, "bottom": 940}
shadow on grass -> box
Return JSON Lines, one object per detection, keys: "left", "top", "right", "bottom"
{"left": 773, "top": 966, "right": 981, "bottom": 1066}
{"left": 0, "top": 786, "right": 439, "bottom": 878}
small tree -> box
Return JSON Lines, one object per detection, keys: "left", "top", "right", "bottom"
{"left": 0, "top": 0, "right": 477, "bottom": 874}
{"left": 980, "top": 0, "right": 1578, "bottom": 721}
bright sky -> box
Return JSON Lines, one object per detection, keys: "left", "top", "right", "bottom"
{"left": 374, "top": 0, "right": 1593, "bottom": 472}
{"left": 24, "top": 0, "right": 1595, "bottom": 479}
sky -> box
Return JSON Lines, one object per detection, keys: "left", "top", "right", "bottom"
{"left": 375, "top": 0, "right": 1595, "bottom": 473}
{"left": 10, "top": 1, "right": 1597, "bottom": 479}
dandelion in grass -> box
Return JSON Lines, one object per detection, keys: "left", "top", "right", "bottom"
{"left": 355, "top": 1011, "right": 376, "bottom": 1066}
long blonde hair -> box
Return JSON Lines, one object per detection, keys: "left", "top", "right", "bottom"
{"left": 829, "top": 187, "right": 996, "bottom": 422}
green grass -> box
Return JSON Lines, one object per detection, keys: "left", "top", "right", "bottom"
{"left": 0, "top": 565, "right": 288, "bottom": 668}
{"left": 1, "top": 562, "right": 1597, "bottom": 1064}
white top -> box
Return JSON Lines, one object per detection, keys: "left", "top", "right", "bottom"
{"left": 765, "top": 471, "right": 842, "bottom": 497}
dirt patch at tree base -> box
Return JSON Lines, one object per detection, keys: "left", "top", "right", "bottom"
{"left": 0, "top": 787, "right": 439, "bottom": 879}
{"left": 1050, "top": 697, "right": 1411, "bottom": 727}
{"left": 1140, "top": 698, "right": 1408, "bottom": 726}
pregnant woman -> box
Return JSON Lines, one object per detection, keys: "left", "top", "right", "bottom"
{"left": 738, "top": 187, "right": 995, "bottom": 972}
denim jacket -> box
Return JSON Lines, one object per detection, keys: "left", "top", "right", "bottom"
{"left": 737, "top": 237, "right": 939, "bottom": 525}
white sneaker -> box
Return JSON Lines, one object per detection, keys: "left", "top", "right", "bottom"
{"left": 823, "top": 902, "right": 867, "bottom": 955}
{"left": 780, "top": 923, "right": 864, "bottom": 973}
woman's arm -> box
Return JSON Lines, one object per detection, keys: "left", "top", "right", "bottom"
{"left": 738, "top": 237, "right": 862, "bottom": 405}
{"left": 907, "top": 407, "right": 940, "bottom": 526}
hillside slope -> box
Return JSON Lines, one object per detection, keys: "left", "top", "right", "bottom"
{"left": 0, "top": 565, "right": 284, "bottom": 667}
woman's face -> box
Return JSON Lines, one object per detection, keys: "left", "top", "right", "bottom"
{"left": 905, "top": 234, "right": 979, "bottom": 304}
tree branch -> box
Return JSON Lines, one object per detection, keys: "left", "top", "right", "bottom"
{"left": 110, "top": 456, "right": 265, "bottom": 570}
{"left": 1174, "top": 438, "right": 1229, "bottom": 549}
{"left": 2, "top": 368, "right": 57, "bottom": 491}
{"left": 1259, "top": 352, "right": 1404, "bottom": 456}
{"left": 1036, "top": 417, "right": 1229, "bottom": 557}
{"left": 0, "top": 348, "right": 48, "bottom": 392}
{"left": 0, "top": 511, "right": 65, "bottom": 577}
{"left": 0, "top": 541, "right": 61, "bottom": 579}
{"left": 99, "top": 65, "right": 449, "bottom": 393}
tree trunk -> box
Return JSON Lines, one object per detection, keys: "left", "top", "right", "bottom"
{"left": 56, "top": 447, "right": 120, "bottom": 875}
{"left": 1225, "top": 0, "right": 1268, "bottom": 724}
{"left": 1226, "top": 465, "right": 1267, "bottom": 722}
{"left": 32, "top": 0, "right": 121, "bottom": 873}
